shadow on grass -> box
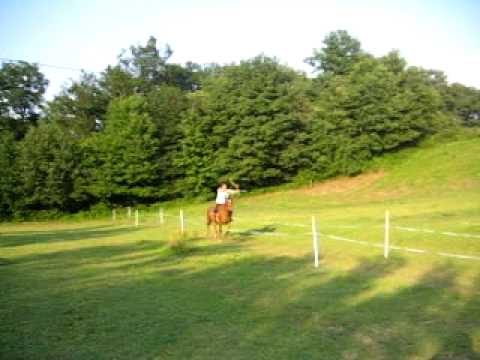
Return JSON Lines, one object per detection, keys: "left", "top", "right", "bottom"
{"left": 0, "top": 225, "right": 142, "bottom": 248}
{"left": 1, "top": 234, "right": 479, "bottom": 359}
{"left": 230, "top": 224, "right": 278, "bottom": 241}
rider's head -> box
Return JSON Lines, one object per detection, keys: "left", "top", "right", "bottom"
{"left": 219, "top": 182, "right": 228, "bottom": 190}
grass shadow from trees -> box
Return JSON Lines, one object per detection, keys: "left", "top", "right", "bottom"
{"left": 1, "top": 232, "right": 479, "bottom": 359}
{"left": 0, "top": 225, "right": 142, "bottom": 248}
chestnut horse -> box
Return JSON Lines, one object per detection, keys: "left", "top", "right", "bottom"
{"left": 207, "top": 200, "right": 233, "bottom": 239}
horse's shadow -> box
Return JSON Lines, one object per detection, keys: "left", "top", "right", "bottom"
{"left": 229, "top": 225, "right": 277, "bottom": 241}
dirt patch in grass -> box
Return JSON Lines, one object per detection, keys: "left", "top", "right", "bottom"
{"left": 298, "top": 172, "right": 386, "bottom": 196}
{"left": 448, "top": 179, "right": 480, "bottom": 190}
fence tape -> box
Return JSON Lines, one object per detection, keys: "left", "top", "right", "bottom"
{"left": 438, "top": 252, "right": 480, "bottom": 261}
{"left": 394, "top": 226, "right": 480, "bottom": 239}
{"left": 130, "top": 213, "right": 480, "bottom": 261}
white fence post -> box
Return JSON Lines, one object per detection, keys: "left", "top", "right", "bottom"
{"left": 384, "top": 210, "right": 390, "bottom": 259}
{"left": 127, "top": 206, "right": 132, "bottom": 218}
{"left": 159, "top": 208, "right": 164, "bottom": 225}
{"left": 112, "top": 209, "right": 116, "bottom": 221}
{"left": 180, "top": 209, "right": 185, "bottom": 234}
{"left": 135, "top": 209, "right": 139, "bottom": 226}
{"left": 312, "top": 216, "right": 319, "bottom": 268}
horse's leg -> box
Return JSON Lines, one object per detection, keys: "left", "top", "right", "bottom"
{"left": 211, "top": 223, "right": 216, "bottom": 239}
{"left": 207, "top": 210, "right": 216, "bottom": 239}
{"left": 218, "top": 224, "right": 222, "bottom": 240}
{"left": 206, "top": 216, "right": 210, "bottom": 238}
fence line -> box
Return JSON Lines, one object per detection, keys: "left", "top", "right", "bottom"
{"left": 114, "top": 209, "right": 480, "bottom": 262}
{"left": 179, "top": 210, "right": 185, "bottom": 234}
{"left": 438, "top": 252, "right": 480, "bottom": 261}
{"left": 275, "top": 220, "right": 480, "bottom": 240}
{"left": 320, "top": 232, "right": 480, "bottom": 261}
{"left": 113, "top": 208, "right": 480, "bottom": 239}
{"left": 312, "top": 216, "right": 319, "bottom": 268}
{"left": 384, "top": 210, "right": 390, "bottom": 259}
{"left": 230, "top": 226, "right": 480, "bottom": 262}
{"left": 275, "top": 223, "right": 362, "bottom": 229}
{"left": 277, "top": 222, "right": 480, "bottom": 237}
{"left": 139, "top": 211, "right": 480, "bottom": 243}
{"left": 322, "top": 233, "right": 384, "bottom": 249}
{"left": 159, "top": 208, "right": 164, "bottom": 225}
{"left": 390, "top": 246, "right": 426, "bottom": 254}
{"left": 393, "top": 226, "right": 480, "bottom": 239}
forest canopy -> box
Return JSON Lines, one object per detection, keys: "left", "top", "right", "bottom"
{"left": 1, "top": 31, "right": 479, "bottom": 219}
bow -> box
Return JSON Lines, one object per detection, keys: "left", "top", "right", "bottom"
{"left": 229, "top": 178, "right": 240, "bottom": 191}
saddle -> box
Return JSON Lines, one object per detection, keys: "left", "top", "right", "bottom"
{"left": 214, "top": 201, "right": 232, "bottom": 212}
{"left": 213, "top": 203, "right": 233, "bottom": 220}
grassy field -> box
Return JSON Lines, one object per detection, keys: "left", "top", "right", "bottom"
{"left": 1, "top": 137, "right": 480, "bottom": 359}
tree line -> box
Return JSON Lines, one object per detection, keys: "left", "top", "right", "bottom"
{"left": 1, "top": 30, "right": 479, "bottom": 219}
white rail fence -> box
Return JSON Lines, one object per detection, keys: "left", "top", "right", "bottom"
{"left": 111, "top": 208, "right": 480, "bottom": 264}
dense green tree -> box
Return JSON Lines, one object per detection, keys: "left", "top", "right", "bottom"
{"left": 118, "top": 36, "right": 200, "bottom": 93}
{"left": 146, "top": 85, "right": 188, "bottom": 196}
{"left": 307, "top": 55, "right": 446, "bottom": 176}
{"left": 146, "top": 85, "right": 188, "bottom": 138}
{"left": 2, "top": 31, "right": 477, "bottom": 218}
{"left": 217, "top": 59, "right": 309, "bottom": 187}
{"left": 0, "top": 131, "right": 17, "bottom": 218}
{"left": 306, "top": 30, "right": 363, "bottom": 76}
{"left": 16, "top": 120, "right": 81, "bottom": 212}
{"left": 118, "top": 36, "right": 172, "bottom": 93}
{"left": 99, "top": 65, "right": 137, "bottom": 99}
{"left": 175, "top": 93, "right": 219, "bottom": 195}
{"left": 444, "top": 83, "right": 480, "bottom": 127}
{"left": 380, "top": 50, "right": 407, "bottom": 75}
{"left": 83, "top": 95, "right": 162, "bottom": 205}
{"left": 0, "top": 61, "right": 48, "bottom": 138}
{"left": 397, "top": 66, "right": 447, "bottom": 133}
{"left": 164, "top": 63, "right": 199, "bottom": 91}
{"left": 48, "top": 72, "right": 108, "bottom": 137}
{"left": 177, "top": 56, "right": 309, "bottom": 194}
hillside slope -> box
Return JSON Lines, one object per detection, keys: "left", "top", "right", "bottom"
{"left": 372, "top": 137, "right": 480, "bottom": 193}
{"left": 226, "top": 136, "right": 480, "bottom": 257}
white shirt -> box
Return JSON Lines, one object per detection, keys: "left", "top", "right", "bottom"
{"left": 216, "top": 189, "right": 232, "bottom": 204}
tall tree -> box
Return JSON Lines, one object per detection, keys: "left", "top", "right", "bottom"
{"left": 16, "top": 120, "right": 81, "bottom": 213}
{"left": 83, "top": 95, "right": 162, "bottom": 205}
{"left": 47, "top": 72, "right": 108, "bottom": 138}
{"left": 380, "top": 50, "right": 407, "bottom": 75}
{"left": 0, "top": 61, "right": 48, "bottom": 138}
{"left": 177, "top": 56, "right": 309, "bottom": 194}
{"left": 307, "top": 55, "right": 446, "bottom": 177}
{"left": 118, "top": 36, "right": 172, "bottom": 93}
{"left": 117, "top": 36, "right": 200, "bottom": 93}
{"left": 99, "top": 65, "right": 137, "bottom": 99}
{"left": 444, "top": 83, "right": 480, "bottom": 127}
{"left": 306, "top": 30, "right": 363, "bottom": 76}
{"left": 175, "top": 93, "right": 218, "bottom": 195}
{"left": 146, "top": 85, "right": 188, "bottom": 197}
{"left": 0, "top": 131, "right": 17, "bottom": 218}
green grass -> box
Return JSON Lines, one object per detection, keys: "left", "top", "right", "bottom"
{"left": 1, "top": 137, "right": 480, "bottom": 359}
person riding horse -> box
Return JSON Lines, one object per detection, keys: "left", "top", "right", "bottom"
{"left": 207, "top": 182, "right": 240, "bottom": 238}
{"left": 215, "top": 182, "right": 240, "bottom": 220}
